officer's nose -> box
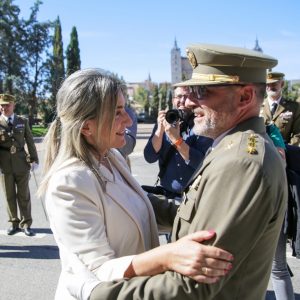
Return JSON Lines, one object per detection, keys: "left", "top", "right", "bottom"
{"left": 185, "top": 96, "right": 197, "bottom": 110}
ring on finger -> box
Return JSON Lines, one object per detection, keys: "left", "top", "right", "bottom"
{"left": 202, "top": 267, "right": 208, "bottom": 275}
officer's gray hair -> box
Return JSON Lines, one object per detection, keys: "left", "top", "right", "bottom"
{"left": 38, "top": 68, "right": 125, "bottom": 195}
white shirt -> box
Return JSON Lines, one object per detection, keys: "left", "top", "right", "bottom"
{"left": 268, "top": 97, "right": 281, "bottom": 108}
{"left": 2, "top": 113, "right": 14, "bottom": 124}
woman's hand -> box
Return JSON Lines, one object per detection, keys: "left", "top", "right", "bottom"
{"left": 165, "top": 230, "right": 233, "bottom": 283}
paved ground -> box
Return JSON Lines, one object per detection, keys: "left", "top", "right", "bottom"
{"left": 0, "top": 123, "right": 299, "bottom": 299}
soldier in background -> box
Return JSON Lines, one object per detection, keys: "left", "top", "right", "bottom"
{"left": 0, "top": 94, "right": 39, "bottom": 236}
{"left": 261, "top": 71, "right": 300, "bottom": 146}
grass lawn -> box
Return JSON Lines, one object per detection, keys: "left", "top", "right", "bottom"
{"left": 31, "top": 125, "right": 48, "bottom": 137}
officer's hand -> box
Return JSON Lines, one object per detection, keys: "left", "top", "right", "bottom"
{"left": 31, "top": 162, "right": 39, "bottom": 172}
{"left": 63, "top": 253, "right": 100, "bottom": 300}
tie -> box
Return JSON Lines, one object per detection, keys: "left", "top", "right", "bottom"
{"left": 7, "top": 117, "right": 13, "bottom": 131}
{"left": 271, "top": 102, "right": 278, "bottom": 116}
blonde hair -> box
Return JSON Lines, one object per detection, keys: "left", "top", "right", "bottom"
{"left": 39, "top": 68, "right": 125, "bottom": 195}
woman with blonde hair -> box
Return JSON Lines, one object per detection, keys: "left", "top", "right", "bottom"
{"left": 40, "top": 68, "right": 233, "bottom": 299}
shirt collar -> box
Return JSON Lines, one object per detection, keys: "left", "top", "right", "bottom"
{"left": 2, "top": 113, "right": 14, "bottom": 123}
{"left": 268, "top": 96, "right": 281, "bottom": 108}
{"left": 212, "top": 128, "right": 233, "bottom": 149}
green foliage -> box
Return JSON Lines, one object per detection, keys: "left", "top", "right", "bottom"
{"left": 150, "top": 84, "right": 159, "bottom": 118}
{"left": 31, "top": 125, "right": 48, "bottom": 137}
{"left": 0, "top": 0, "right": 25, "bottom": 93}
{"left": 22, "top": 0, "right": 53, "bottom": 125}
{"left": 51, "top": 16, "right": 65, "bottom": 100}
{"left": 134, "top": 86, "right": 148, "bottom": 106}
{"left": 66, "top": 26, "right": 81, "bottom": 76}
{"left": 282, "top": 81, "right": 299, "bottom": 101}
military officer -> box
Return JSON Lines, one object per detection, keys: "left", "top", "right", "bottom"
{"left": 64, "top": 44, "right": 287, "bottom": 300}
{"left": 0, "top": 94, "right": 39, "bottom": 236}
{"left": 261, "top": 71, "right": 300, "bottom": 146}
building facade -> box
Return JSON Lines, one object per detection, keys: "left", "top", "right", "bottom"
{"left": 170, "top": 39, "right": 193, "bottom": 84}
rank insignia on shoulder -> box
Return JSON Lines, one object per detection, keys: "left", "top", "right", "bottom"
{"left": 247, "top": 134, "right": 258, "bottom": 154}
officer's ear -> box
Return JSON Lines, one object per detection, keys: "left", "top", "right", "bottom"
{"left": 239, "top": 85, "right": 254, "bottom": 108}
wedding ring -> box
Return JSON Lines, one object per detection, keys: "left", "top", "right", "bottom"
{"left": 202, "top": 267, "right": 208, "bottom": 275}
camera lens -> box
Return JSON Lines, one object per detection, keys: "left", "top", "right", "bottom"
{"left": 165, "top": 109, "right": 180, "bottom": 124}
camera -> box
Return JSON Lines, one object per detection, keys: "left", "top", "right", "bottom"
{"left": 165, "top": 109, "right": 185, "bottom": 124}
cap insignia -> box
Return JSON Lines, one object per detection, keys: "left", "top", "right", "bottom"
{"left": 186, "top": 49, "right": 197, "bottom": 69}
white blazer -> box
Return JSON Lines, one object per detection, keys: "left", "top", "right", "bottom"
{"left": 45, "top": 149, "right": 159, "bottom": 300}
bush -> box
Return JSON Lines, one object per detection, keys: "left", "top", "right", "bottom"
{"left": 31, "top": 125, "right": 48, "bottom": 137}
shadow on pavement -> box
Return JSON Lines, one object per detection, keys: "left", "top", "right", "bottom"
{"left": 0, "top": 245, "right": 59, "bottom": 259}
{"left": 266, "top": 291, "right": 300, "bottom": 299}
{"left": 32, "top": 228, "right": 53, "bottom": 234}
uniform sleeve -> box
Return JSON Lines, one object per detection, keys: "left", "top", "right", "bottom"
{"left": 148, "top": 193, "right": 178, "bottom": 229}
{"left": 46, "top": 168, "right": 134, "bottom": 282}
{"left": 290, "top": 103, "right": 300, "bottom": 146}
{"left": 89, "top": 157, "right": 283, "bottom": 299}
{"left": 24, "top": 119, "right": 39, "bottom": 163}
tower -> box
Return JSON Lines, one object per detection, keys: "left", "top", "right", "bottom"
{"left": 171, "top": 38, "right": 182, "bottom": 84}
{"left": 253, "top": 37, "right": 263, "bottom": 53}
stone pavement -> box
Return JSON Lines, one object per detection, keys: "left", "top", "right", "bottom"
{"left": 0, "top": 123, "right": 299, "bottom": 299}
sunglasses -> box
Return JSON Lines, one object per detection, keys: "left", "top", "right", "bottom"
{"left": 188, "top": 84, "right": 245, "bottom": 99}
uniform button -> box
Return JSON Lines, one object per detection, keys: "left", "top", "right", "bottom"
{"left": 177, "top": 164, "right": 180, "bottom": 167}
{"left": 175, "top": 153, "right": 178, "bottom": 155}
{"left": 180, "top": 177, "right": 183, "bottom": 180}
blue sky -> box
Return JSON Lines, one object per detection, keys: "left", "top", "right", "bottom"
{"left": 15, "top": 0, "right": 300, "bottom": 83}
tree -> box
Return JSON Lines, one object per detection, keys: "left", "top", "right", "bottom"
{"left": 0, "top": 0, "right": 25, "bottom": 94}
{"left": 282, "top": 80, "right": 299, "bottom": 101}
{"left": 22, "top": 0, "right": 53, "bottom": 126}
{"left": 134, "top": 86, "right": 148, "bottom": 108}
{"left": 66, "top": 26, "right": 81, "bottom": 76}
{"left": 150, "top": 84, "right": 159, "bottom": 119}
{"left": 49, "top": 16, "right": 65, "bottom": 121}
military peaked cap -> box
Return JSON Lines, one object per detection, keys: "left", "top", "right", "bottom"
{"left": 0, "top": 94, "right": 15, "bottom": 104}
{"left": 266, "top": 71, "right": 285, "bottom": 84}
{"left": 175, "top": 43, "right": 278, "bottom": 86}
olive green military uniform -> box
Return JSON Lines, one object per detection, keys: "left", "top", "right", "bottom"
{"left": 261, "top": 71, "right": 300, "bottom": 146}
{"left": 0, "top": 95, "right": 38, "bottom": 229}
{"left": 261, "top": 98, "right": 300, "bottom": 146}
{"left": 78, "top": 44, "right": 287, "bottom": 300}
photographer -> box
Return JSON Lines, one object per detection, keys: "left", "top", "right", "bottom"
{"left": 143, "top": 87, "right": 212, "bottom": 198}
